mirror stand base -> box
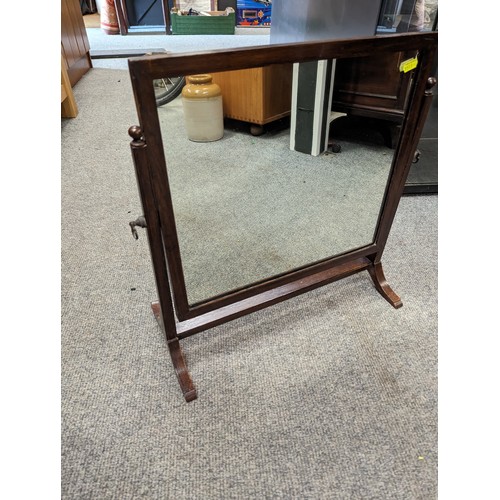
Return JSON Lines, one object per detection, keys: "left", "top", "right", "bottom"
{"left": 368, "top": 262, "right": 403, "bottom": 309}
{"left": 151, "top": 259, "right": 401, "bottom": 401}
{"left": 152, "top": 302, "right": 198, "bottom": 402}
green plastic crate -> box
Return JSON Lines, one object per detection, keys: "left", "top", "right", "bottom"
{"left": 171, "top": 12, "right": 235, "bottom": 35}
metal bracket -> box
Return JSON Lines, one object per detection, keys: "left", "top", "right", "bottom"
{"left": 413, "top": 149, "right": 421, "bottom": 163}
{"left": 129, "top": 215, "right": 147, "bottom": 240}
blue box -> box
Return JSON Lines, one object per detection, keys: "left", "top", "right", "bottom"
{"left": 237, "top": 0, "right": 272, "bottom": 27}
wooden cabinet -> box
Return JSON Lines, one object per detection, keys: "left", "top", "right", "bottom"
{"left": 332, "top": 51, "right": 416, "bottom": 124}
{"left": 211, "top": 64, "right": 293, "bottom": 134}
{"left": 61, "top": 0, "right": 92, "bottom": 87}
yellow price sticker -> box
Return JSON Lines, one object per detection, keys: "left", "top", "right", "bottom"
{"left": 400, "top": 57, "right": 418, "bottom": 73}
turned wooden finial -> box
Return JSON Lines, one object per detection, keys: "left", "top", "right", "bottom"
{"left": 425, "top": 77, "right": 437, "bottom": 95}
{"left": 128, "top": 125, "right": 143, "bottom": 141}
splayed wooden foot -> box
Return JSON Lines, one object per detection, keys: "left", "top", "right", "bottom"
{"left": 167, "top": 338, "right": 197, "bottom": 402}
{"left": 152, "top": 302, "right": 197, "bottom": 402}
{"left": 368, "top": 262, "right": 403, "bottom": 309}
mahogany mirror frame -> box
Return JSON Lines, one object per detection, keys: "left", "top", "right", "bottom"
{"left": 127, "top": 31, "right": 438, "bottom": 402}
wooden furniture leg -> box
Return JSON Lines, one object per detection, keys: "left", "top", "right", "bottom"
{"left": 367, "top": 262, "right": 402, "bottom": 309}
{"left": 152, "top": 302, "right": 197, "bottom": 402}
{"left": 129, "top": 126, "right": 197, "bottom": 402}
{"left": 367, "top": 78, "right": 438, "bottom": 310}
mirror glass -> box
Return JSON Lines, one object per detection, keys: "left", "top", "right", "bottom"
{"left": 155, "top": 56, "right": 402, "bottom": 305}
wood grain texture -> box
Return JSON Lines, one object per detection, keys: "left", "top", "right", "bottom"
{"left": 128, "top": 32, "right": 437, "bottom": 79}
{"left": 211, "top": 64, "right": 293, "bottom": 125}
{"left": 171, "top": 257, "right": 371, "bottom": 338}
{"left": 61, "top": 0, "right": 92, "bottom": 87}
{"left": 152, "top": 302, "right": 197, "bottom": 401}
{"left": 332, "top": 51, "right": 417, "bottom": 122}
{"left": 368, "top": 262, "right": 402, "bottom": 308}
{"left": 61, "top": 55, "right": 78, "bottom": 118}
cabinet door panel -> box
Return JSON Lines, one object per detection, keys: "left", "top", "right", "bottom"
{"left": 332, "top": 51, "right": 416, "bottom": 121}
{"left": 61, "top": 0, "right": 92, "bottom": 87}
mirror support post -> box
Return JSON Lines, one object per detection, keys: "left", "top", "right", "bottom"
{"left": 129, "top": 126, "right": 197, "bottom": 402}
{"left": 368, "top": 74, "right": 438, "bottom": 310}
{"left": 373, "top": 72, "right": 438, "bottom": 261}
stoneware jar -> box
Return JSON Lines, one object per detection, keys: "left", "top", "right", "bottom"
{"left": 100, "top": 0, "right": 120, "bottom": 35}
{"left": 181, "top": 74, "right": 224, "bottom": 142}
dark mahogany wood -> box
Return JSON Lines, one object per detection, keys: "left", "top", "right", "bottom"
{"left": 127, "top": 32, "right": 438, "bottom": 401}
{"left": 151, "top": 302, "right": 197, "bottom": 401}
{"left": 186, "top": 244, "right": 378, "bottom": 318}
{"left": 115, "top": 0, "right": 130, "bottom": 35}
{"left": 332, "top": 50, "right": 417, "bottom": 123}
{"left": 370, "top": 75, "right": 438, "bottom": 262}
{"left": 155, "top": 257, "right": 371, "bottom": 339}
{"left": 128, "top": 32, "right": 436, "bottom": 79}
{"left": 368, "top": 262, "right": 402, "bottom": 309}
{"left": 129, "top": 126, "right": 197, "bottom": 402}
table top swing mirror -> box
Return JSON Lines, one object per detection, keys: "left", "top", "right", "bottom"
{"left": 127, "top": 31, "right": 438, "bottom": 402}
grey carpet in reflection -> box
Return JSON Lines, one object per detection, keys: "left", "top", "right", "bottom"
{"left": 62, "top": 68, "right": 437, "bottom": 500}
{"left": 159, "top": 98, "right": 395, "bottom": 304}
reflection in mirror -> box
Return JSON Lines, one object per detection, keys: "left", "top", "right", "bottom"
{"left": 155, "top": 58, "right": 402, "bottom": 305}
